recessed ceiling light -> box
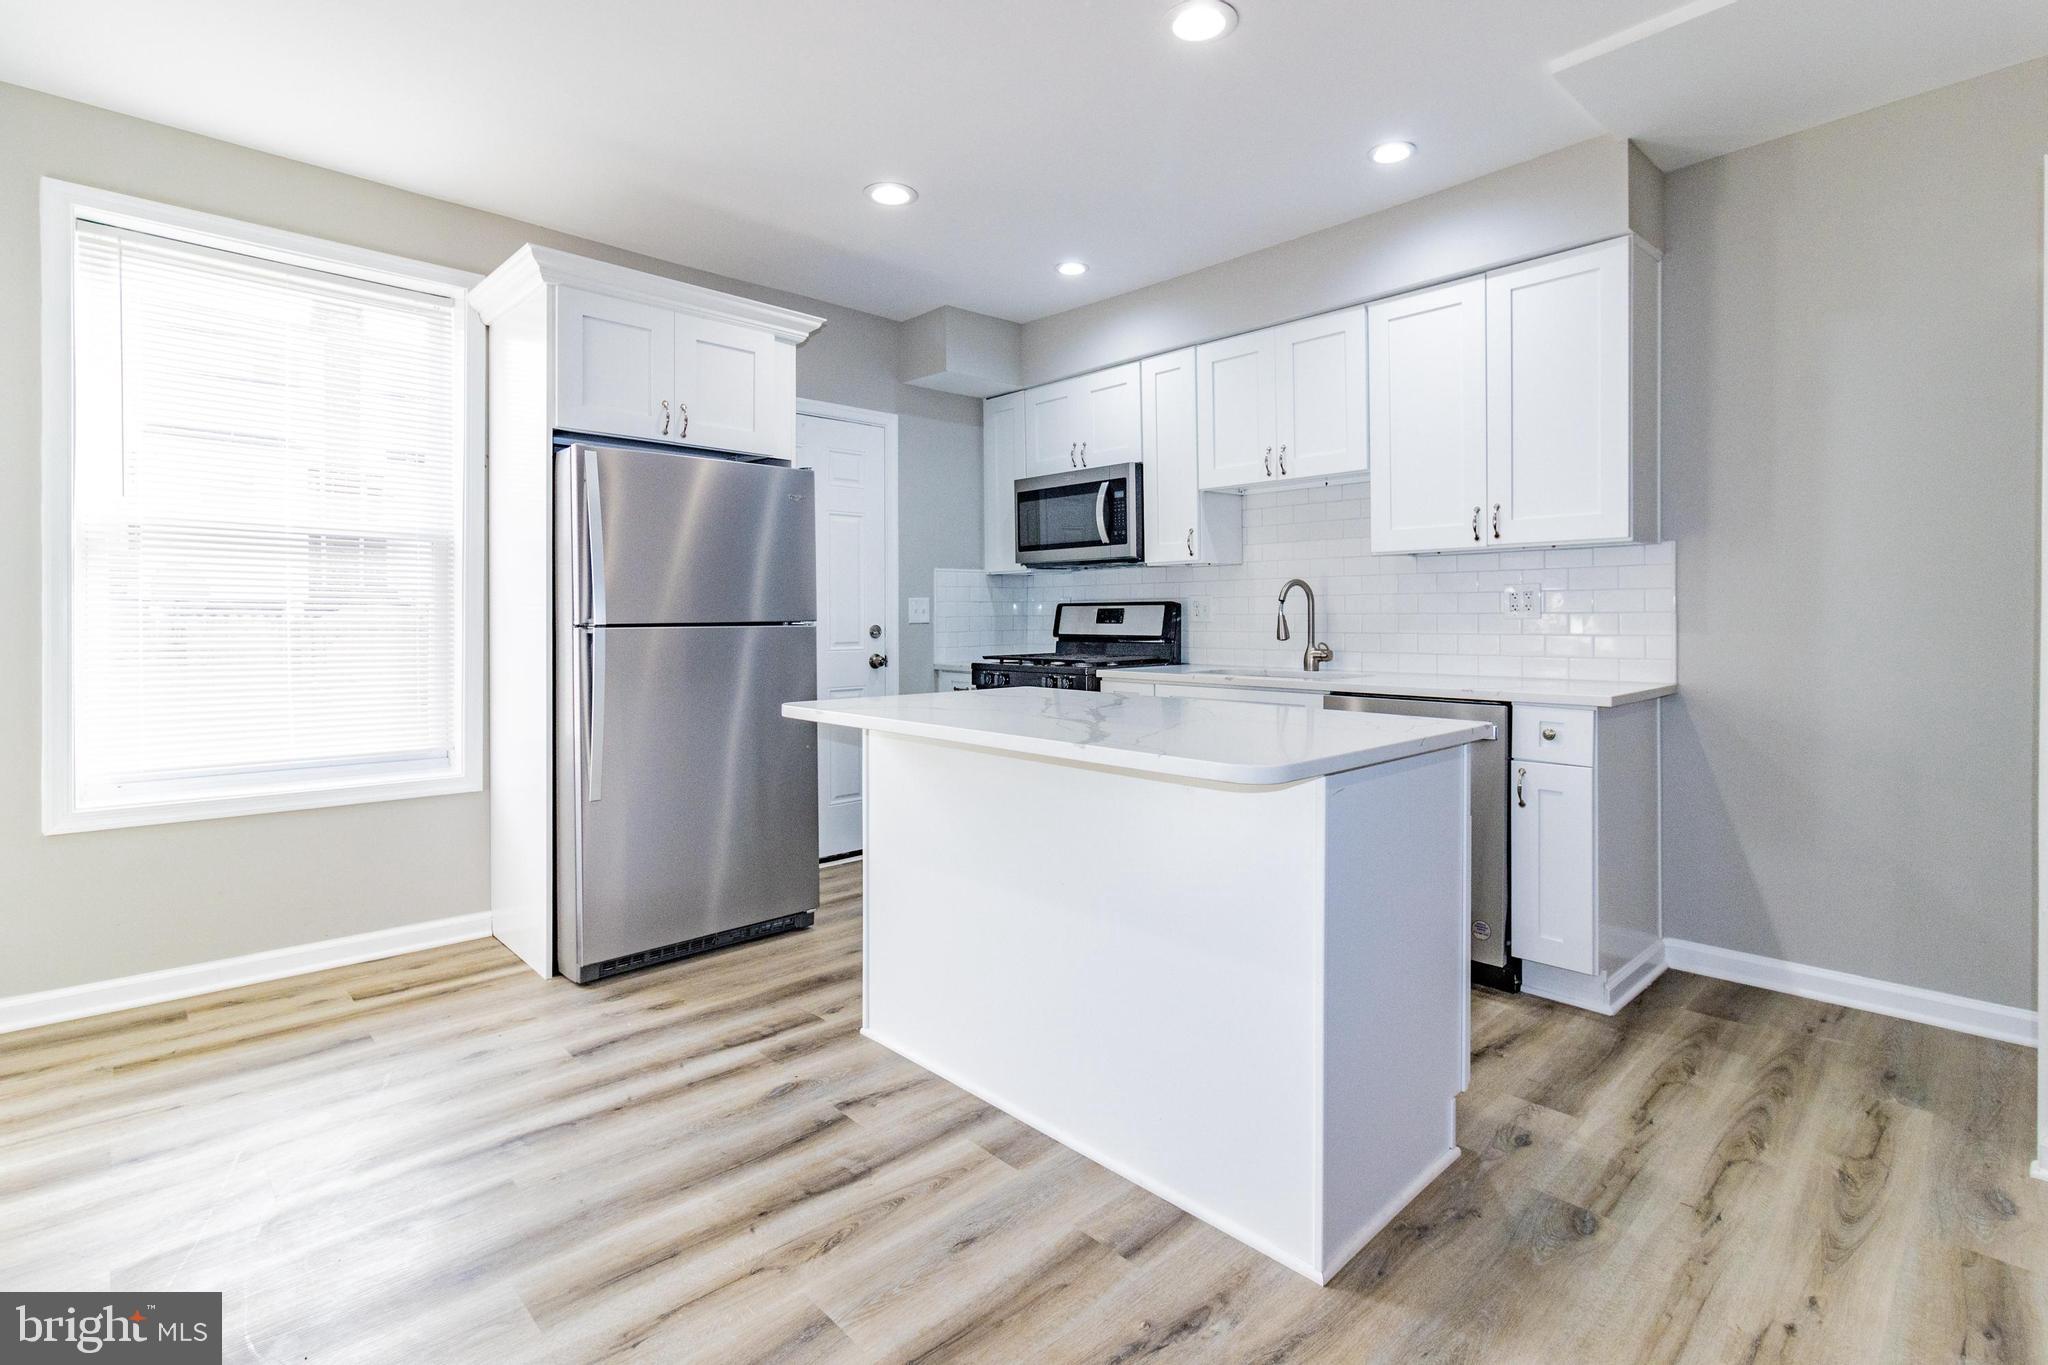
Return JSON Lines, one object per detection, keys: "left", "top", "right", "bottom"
{"left": 865, "top": 181, "right": 918, "bottom": 207}
{"left": 1370, "top": 141, "right": 1416, "bottom": 165}
{"left": 1169, "top": 0, "right": 1238, "bottom": 42}
{"left": 1056, "top": 261, "right": 1088, "bottom": 277}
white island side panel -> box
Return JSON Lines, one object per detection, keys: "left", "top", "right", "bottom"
{"left": 862, "top": 733, "right": 1327, "bottom": 1269}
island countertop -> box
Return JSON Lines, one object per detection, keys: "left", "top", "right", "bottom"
{"left": 783, "top": 687, "right": 1491, "bottom": 786}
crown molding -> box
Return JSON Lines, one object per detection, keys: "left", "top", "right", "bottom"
{"left": 468, "top": 244, "right": 826, "bottom": 342}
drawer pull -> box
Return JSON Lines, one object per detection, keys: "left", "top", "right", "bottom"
{"left": 1515, "top": 767, "right": 1526, "bottom": 809}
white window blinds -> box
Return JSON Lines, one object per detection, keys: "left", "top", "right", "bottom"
{"left": 65, "top": 220, "right": 467, "bottom": 818}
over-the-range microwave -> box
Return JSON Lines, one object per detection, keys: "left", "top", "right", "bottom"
{"left": 1014, "top": 462, "right": 1143, "bottom": 567}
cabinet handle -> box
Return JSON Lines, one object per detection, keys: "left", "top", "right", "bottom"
{"left": 680, "top": 403, "right": 689, "bottom": 439}
{"left": 661, "top": 399, "right": 671, "bottom": 437}
{"left": 1516, "top": 767, "right": 1527, "bottom": 809}
{"left": 1541, "top": 726, "right": 1559, "bottom": 742}
{"left": 1264, "top": 447, "right": 1273, "bottom": 477}
{"left": 1492, "top": 503, "right": 1501, "bottom": 539}
{"left": 1471, "top": 507, "right": 1481, "bottom": 542}
{"left": 1278, "top": 444, "right": 1287, "bottom": 476}
{"left": 1079, "top": 442, "right": 1088, "bottom": 467}
{"left": 1186, "top": 528, "right": 1194, "bottom": 557}
{"left": 1069, "top": 443, "right": 1078, "bottom": 468}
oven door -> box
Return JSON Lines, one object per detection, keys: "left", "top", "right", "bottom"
{"left": 1015, "top": 463, "right": 1143, "bottom": 566}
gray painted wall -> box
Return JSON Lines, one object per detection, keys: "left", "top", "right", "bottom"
{"left": 1019, "top": 137, "right": 1638, "bottom": 386}
{"left": 1661, "top": 58, "right": 2047, "bottom": 1008}
{"left": 0, "top": 81, "right": 979, "bottom": 998}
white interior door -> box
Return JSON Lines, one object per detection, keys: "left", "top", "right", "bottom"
{"left": 795, "top": 413, "right": 890, "bottom": 858}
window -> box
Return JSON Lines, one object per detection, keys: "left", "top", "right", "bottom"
{"left": 41, "top": 182, "right": 483, "bottom": 832}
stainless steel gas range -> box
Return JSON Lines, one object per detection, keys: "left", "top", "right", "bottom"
{"left": 971, "top": 601, "right": 1182, "bottom": 690}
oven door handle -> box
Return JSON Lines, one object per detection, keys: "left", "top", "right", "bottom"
{"left": 1095, "top": 481, "right": 1110, "bottom": 545}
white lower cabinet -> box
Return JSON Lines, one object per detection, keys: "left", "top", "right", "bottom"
{"left": 1509, "top": 700, "right": 1662, "bottom": 1014}
{"left": 1510, "top": 760, "right": 1595, "bottom": 974}
{"left": 934, "top": 666, "right": 973, "bottom": 693}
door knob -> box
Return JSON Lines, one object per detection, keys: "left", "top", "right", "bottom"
{"left": 868, "top": 653, "right": 889, "bottom": 669}
{"left": 868, "top": 624, "right": 882, "bottom": 639}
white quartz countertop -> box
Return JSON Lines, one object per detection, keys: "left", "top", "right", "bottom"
{"left": 1118, "top": 665, "right": 1676, "bottom": 709}
{"left": 784, "top": 688, "right": 1491, "bottom": 786}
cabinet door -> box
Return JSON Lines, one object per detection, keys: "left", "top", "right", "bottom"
{"left": 555, "top": 287, "right": 676, "bottom": 441}
{"left": 1368, "top": 279, "right": 1488, "bottom": 553}
{"left": 1076, "top": 363, "right": 1141, "bottom": 468}
{"left": 1022, "top": 379, "right": 1083, "bottom": 476}
{"left": 1196, "top": 330, "right": 1275, "bottom": 489}
{"left": 982, "top": 392, "right": 1025, "bottom": 572}
{"left": 674, "top": 314, "right": 786, "bottom": 457}
{"left": 1485, "top": 238, "right": 1632, "bottom": 546}
{"left": 1142, "top": 350, "right": 1199, "bottom": 564}
{"left": 1510, "top": 759, "right": 1596, "bottom": 974}
{"left": 1271, "top": 307, "right": 1367, "bottom": 483}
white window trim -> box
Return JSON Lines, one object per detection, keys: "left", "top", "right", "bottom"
{"left": 39, "top": 179, "right": 487, "bottom": 834}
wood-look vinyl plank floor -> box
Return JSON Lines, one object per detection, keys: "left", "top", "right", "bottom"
{"left": 3, "top": 860, "right": 2044, "bottom": 1362}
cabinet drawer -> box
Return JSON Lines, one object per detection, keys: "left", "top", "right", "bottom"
{"left": 1513, "top": 705, "right": 1594, "bottom": 766}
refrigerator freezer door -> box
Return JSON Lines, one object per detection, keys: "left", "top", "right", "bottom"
{"left": 572, "top": 445, "right": 817, "bottom": 626}
{"left": 562, "top": 623, "right": 820, "bottom": 974}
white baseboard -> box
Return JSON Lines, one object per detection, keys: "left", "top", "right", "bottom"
{"left": 2033, "top": 1154, "right": 2048, "bottom": 1184}
{"left": 1662, "top": 939, "right": 2037, "bottom": 1047}
{"left": 0, "top": 913, "right": 494, "bottom": 1037}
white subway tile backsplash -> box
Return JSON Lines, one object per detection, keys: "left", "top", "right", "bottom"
{"left": 929, "top": 484, "right": 1678, "bottom": 684}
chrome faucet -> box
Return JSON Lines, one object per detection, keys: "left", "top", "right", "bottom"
{"left": 1276, "top": 578, "right": 1333, "bottom": 672}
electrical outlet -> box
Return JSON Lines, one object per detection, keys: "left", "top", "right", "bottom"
{"left": 1501, "top": 584, "right": 1543, "bottom": 616}
{"left": 1189, "top": 599, "right": 1212, "bottom": 623}
{"left": 906, "top": 595, "right": 931, "bottom": 624}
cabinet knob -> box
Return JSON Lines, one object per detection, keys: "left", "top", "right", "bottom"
{"left": 1541, "top": 726, "right": 1558, "bottom": 741}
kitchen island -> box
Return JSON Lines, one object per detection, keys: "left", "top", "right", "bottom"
{"left": 783, "top": 687, "right": 1490, "bottom": 1284}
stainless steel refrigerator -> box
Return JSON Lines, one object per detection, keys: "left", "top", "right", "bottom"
{"left": 554, "top": 443, "right": 821, "bottom": 983}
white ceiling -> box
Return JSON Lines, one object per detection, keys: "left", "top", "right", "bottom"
{"left": 2, "top": 1, "right": 2041, "bottom": 323}
{"left": 1553, "top": 0, "right": 2048, "bottom": 170}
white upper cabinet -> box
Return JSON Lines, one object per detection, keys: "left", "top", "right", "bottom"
{"left": 1022, "top": 378, "right": 1084, "bottom": 476}
{"left": 1076, "top": 362, "right": 1142, "bottom": 467}
{"left": 1368, "top": 236, "right": 1656, "bottom": 555}
{"left": 503, "top": 247, "right": 818, "bottom": 460}
{"left": 1197, "top": 307, "right": 1366, "bottom": 491}
{"left": 982, "top": 391, "right": 1025, "bottom": 573}
{"left": 1486, "top": 238, "right": 1633, "bottom": 547}
{"left": 556, "top": 287, "right": 678, "bottom": 442}
{"left": 1270, "top": 309, "right": 1367, "bottom": 484}
{"left": 1196, "top": 330, "right": 1275, "bottom": 488}
{"left": 1368, "top": 277, "right": 1489, "bottom": 553}
{"left": 673, "top": 312, "right": 790, "bottom": 459}
{"left": 1141, "top": 349, "right": 1242, "bottom": 566}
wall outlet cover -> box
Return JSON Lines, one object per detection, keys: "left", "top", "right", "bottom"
{"left": 1189, "top": 599, "right": 1212, "bottom": 623}
{"left": 1501, "top": 584, "right": 1543, "bottom": 616}
{"left": 907, "top": 595, "right": 931, "bottom": 624}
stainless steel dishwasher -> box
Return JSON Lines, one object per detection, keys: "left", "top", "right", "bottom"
{"left": 1323, "top": 693, "right": 1517, "bottom": 991}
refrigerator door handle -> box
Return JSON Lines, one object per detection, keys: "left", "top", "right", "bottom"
{"left": 587, "top": 628, "right": 607, "bottom": 802}
{"left": 583, "top": 454, "right": 608, "bottom": 627}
